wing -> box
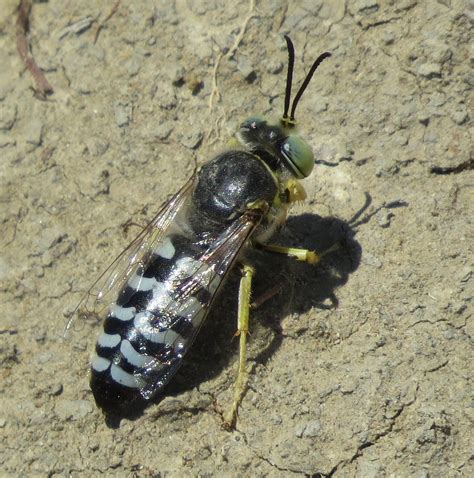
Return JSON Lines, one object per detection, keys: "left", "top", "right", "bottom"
{"left": 131, "top": 208, "right": 265, "bottom": 400}
{"left": 65, "top": 175, "right": 196, "bottom": 336}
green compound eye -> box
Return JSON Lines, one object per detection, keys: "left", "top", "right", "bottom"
{"left": 281, "top": 135, "right": 315, "bottom": 178}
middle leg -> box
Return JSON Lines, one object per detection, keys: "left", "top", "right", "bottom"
{"left": 223, "top": 263, "right": 254, "bottom": 429}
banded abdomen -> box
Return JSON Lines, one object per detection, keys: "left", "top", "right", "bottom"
{"left": 90, "top": 230, "right": 222, "bottom": 412}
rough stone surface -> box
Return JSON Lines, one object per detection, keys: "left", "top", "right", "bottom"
{"left": 0, "top": 1, "right": 472, "bottom": 476}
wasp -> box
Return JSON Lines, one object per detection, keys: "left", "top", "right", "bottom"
{"left": 72, "top": 36, "right": 331, "bottom": 427}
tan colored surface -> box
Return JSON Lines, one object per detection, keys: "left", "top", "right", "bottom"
{"left": 1, "top": 1, "right": 472, "bottom": 476}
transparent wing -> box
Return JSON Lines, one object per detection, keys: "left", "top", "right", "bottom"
{"left": 65, "top": 175, "right": 196, "bottom": 336}
{"left": 133, "top": 209, "right": 264, "bottom": 399}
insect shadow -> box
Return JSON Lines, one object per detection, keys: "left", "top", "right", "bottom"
{"left": 174, "top": 212, "right": 361, "bottom": 378}
{"left": 105, "top": 212, "right": 361, "bottom": 427}
{"left": 101, "top": 212, "right": 357, "bottom": 425}
{"left": 102, "top": 199, "right": 368, "bottom": 427}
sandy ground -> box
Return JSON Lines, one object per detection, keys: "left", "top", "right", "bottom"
{"left": 1, "top": 0, "right": 472, "bottom": 476}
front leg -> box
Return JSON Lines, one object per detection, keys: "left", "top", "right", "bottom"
{"left": 256, "top": 242, "right": 340, "bottom": 265}
{"left": 258, "top": 243, "right": 320, "bottom": 264}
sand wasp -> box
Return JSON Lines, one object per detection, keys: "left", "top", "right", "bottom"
{"left": 72, "top": 36, "right": 331, "bottom": 427}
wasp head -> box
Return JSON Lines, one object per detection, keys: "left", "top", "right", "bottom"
{"left": 237, "top": 37, "right": 331, "bottom": 180}
{"left": 238, "top": 116, "right": 314, "bottom": 179}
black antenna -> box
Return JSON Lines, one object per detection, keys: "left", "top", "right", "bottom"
{"left": 289, "top": 51, "right": 332, "bottom": 122}
{"left": 283, "top": 35, "right": 295, "bottom": 122}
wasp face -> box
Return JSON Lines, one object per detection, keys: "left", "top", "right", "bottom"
{"left": 234, "top": 36, "right": 331, "bottom": 181}
{"left": 238, "top": 116, "right": 315, "bottom": 179}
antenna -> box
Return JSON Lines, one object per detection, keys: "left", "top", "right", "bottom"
{"left": 283, "top": 35, "right": 295, "bottom": 123}
{"left": 290, "top": 52, "right": 331, "bottom": 122}
{"left": 282, "top": 36, "right": 331, "bottom": 127}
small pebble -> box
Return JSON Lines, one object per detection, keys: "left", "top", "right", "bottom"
{"left": 416, "top": 469, "right": 430, "bottom": 478}
{"left": 48, "top": 383, "right": 63, "bottom": 396}
{"left": 35, "top": 331, "right": 46, "bottom": 343}
{"left": 341, "top": 380, "right": 357, "bottom": 394}
{"left": 450, "top": 110, "right": 468, "bottom": 125}
{"left": 270, "top": 414, "right": 282, "bottom": 425}
{"left": 417, "top": 111, "right": 430, "bottom": 125}
{"left": 25, "top": 118, "right": 43, "bottom": 146}
{"left": 150, "top": 123, "right": 174, "bottom": 141}
{"left": 383, "top": 31, "right": 396, "bottom": 45}
{"left": 295, "top": 420, "right": 322, "bottom": 438}
{"left": 458, "top": 267, "right": 471, "bottom": 283}
{"left": 452, "top": 301, "right": 467, "bottom": 314}
{"left": 55, "top": 399, "right": 93, "bottom": 421}
{"left": 37, "top": 352, "right": 53, "bottom": 364}
{"left": 237, "top": 57, "right": 256, "bottom": 82}
{"left": 312, "top": 98, "right": 328, "bottom": 114}
{"left": 417, "top": 62, "right": 441, "bottom": 78}
{"left": 115, "top": 103, "right": 130, "bottom": 127}
{"left": 179, "top": 131, "right": 203, "bottom": 150}
{"left": 443, "top": 329, "right": 456, "bottom": 340}
{"left": 126, "top": 54, "right": 142, "bottom": 77}
{"left": 85, "top": 138, "right": 109, "bottom": 156}
{"left": 362, "top": 252, "right": 383, "bottom": 268}
{"left": 0, "top": 103, "right": 17, "bottom": 130}
{"left": 303, "top": 420, "right": 322, "bottom": 438}
{"left": 263, "top": 58, "right": 283, "bottom": 75}
{"left": 357, "top": 460, "right": 383, "bottom": 478}
{"left": 156, "top": 83, "right": 177, "bottom": 110}
{"left": 376, "top": 209, "right": 394, "bottom": 228}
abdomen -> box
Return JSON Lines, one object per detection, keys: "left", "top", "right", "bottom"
{"left": 90, "top": 231, "right": 221, "bottom": 413}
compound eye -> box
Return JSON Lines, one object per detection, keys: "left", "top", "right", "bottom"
{"left": 281, "top": 136, "right": 314, "bottom": 178}
{"left": 240, "top": 116, "right": 265, "bottom": 130}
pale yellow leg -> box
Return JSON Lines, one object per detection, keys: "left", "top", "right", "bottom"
{"left": 261, "top": 244, "right": 320, "bottom": 264}
{"left": 259, "top": 242, "right": 340, "bottom": 265}
{"left": 223, "top": 264, "right": 254, "bottom": 429}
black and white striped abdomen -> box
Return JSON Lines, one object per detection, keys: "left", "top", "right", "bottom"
{"left": 90, "top": 233, "right": 222, "bottom": 412}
